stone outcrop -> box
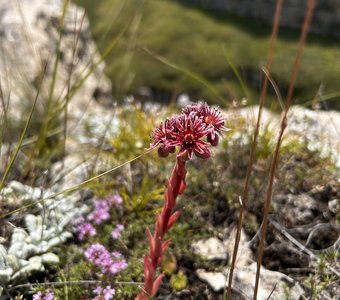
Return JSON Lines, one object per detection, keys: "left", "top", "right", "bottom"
{"left": 181, "top": 0, "right": 340, "bottom": 39}
{"left": 0, "top": 0, "right": 112, "bottom": 286}
{"left": 228, "top": 105, "right": 340, "bottom": 166}
{"left": 0, "top": 0, "right": 113, "bottom": 123}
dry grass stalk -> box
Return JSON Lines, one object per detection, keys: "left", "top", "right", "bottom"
{"left": 252, "top": 0, "right": 316, "bottom": 299}
{"left": 225, "top": 0, "right": 284, "bottom": 299}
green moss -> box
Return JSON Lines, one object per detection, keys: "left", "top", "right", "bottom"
{"left": 161, "top": 254, "right": 177, "bottom": 276}
{"left": 303, "top": 251, "right": 338, "bottom": 299}
{"left": 54, "top": 262, "right": 93, "bottom": 300}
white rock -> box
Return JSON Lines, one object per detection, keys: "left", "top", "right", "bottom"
{"left": 192, "top": 237, "right": 228, "bottom": 261}
{"left": 328, "top": 199, "right": 339, "bottom": 214}
{"left": 0, "top": 0, "right": 113, "bottom": 124}
{"left": 223, "top": 227, "right": 252, "bottom": 267}
{"left": 197, "top": 262, "right": 305, "bottom": 299}
{"left": 196, "top": 269, "right": 227, "bottom": 292}
{"left": 229, "top": 105, "right": 340, "bottom": 168}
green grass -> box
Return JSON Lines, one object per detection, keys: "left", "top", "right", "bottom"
{"left": 75, "top": 0, "right": 340, "bottom": 109}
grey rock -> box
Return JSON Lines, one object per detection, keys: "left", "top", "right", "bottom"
{"left": 227, "top": 262, "right": 305, "bottom": 300}
{"left": 274, "top": 194, "right": 320, "bottom": 226}
{"left": 0, "top": 0, "right": 109, "bottom": 286}
{"left": 51, "top": 155, "right": 92, "bottom": 190}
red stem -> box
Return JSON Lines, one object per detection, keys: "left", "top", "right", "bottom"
{"left": 136, "top": 158, "right": 186, "bottom": 299}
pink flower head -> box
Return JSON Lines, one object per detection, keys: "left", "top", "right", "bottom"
{"left": 87, "top": 199, "right": 111, "bottom": 225}
{"left": 33, "top": 290, "right": 54, "bottom": 300}
{"left": 149, "top": 102, "right": 227, "bottom": 160}
{"left": 111, "top": 224, "right": 124, "bottom": 239}
{"left": 85, "top": 243, "right": 127, "bottom": 275}
{"left": 149, "top": 120, "right": 176, "bottom": 157}
{"left": 77, "top": 222, "right": 96, "bottom": 241}
{"left": 201, "top": 105, "right": 227, "bottom": 146}
{"left": 182, "top": 102, "right": 206, "bottom": 116}
{"left": 183, "top": 102, "right": 227, "bottom": 145}
{"left": 93, "top": 285, "right": 115, "bottom": 300}
{"left": 109, "top": 193, "right": 123, "bottom": 207}
{"left": 85, "top": 243, "right": 111, "bottom": 267}
{"left": 109, "top": 259, "right": 128, "bottom": 274}
{"left": 171, "top": 113, "right": 212, "bottom": 160}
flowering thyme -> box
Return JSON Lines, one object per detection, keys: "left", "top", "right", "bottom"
{"left": 87, "top": 199, "right": 111, "bottom": 225}
{"left": 77, "top": 222, "right": 96, "bottom": 241}
{"left": 111, "top": 224, "right": 124, "bottom": 239}
{"left": 110, "top": 193, "right": 123, "bottom": 207}
{"left": 85, "top": 243, "right": 127, "bottom": 275}
{"left": 32, "top": 290, "right": 54, "bottom": 300}
{"left": 92, "top": 285, "right": 115, "bottom": 300}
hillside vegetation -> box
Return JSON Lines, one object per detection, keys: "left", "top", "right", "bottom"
{"left": 75, "top": 0, "right": 340, "bottom": 109}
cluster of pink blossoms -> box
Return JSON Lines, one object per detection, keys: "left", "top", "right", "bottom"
{"left": 75, "top": 193, "right": 124, "bottom": 241}
{"left": 150, "top": 102, "right": 228, "bottom": 160}
{"left": 85, "top": 243, "right": 127, "bottom": 275}
{"left": 88, "top": 199, "right": 111, "bottom": 224}
{"left": 77, "top": 222, "right": 96, "bottom": 241}
{"left": 92, "top": 285, "right": 115, "bottom": 300}
{"left": 111, "top": 224, "right": 124, "bottom": 239}
{"left": 32, "top": 290, "right": 54, "bottom": 300}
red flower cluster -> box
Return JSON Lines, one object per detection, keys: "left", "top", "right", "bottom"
{"left": 149, "top": 102, "right": 228, "bottom": 160}
{"left": 137, "top": 103, "right": 227, "bottom": 300}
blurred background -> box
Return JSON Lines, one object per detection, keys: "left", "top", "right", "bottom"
{"left": 74, "top": 0, "right": 340, "bottom": 110}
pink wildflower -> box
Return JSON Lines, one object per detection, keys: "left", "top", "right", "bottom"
{"left": 87, "top": 199, "right": 111, "bottom": 224}
{"left": 77, "top": 222, "right": 96, "bottom": 241}
{"left": 183, "top": 102, "right": 227, "bottom": 145}
{"left": 110, "top": 193, "right": 123, "bottom": 207}
{"left": 171, "top": 113, "right": 212, "bottom": 160}
{"left": 111, "top": 250, "right": 122, "bottom": 258}
{"left": 93, "top": 285, "right": 115, "bottom": 300}
{"left": 109, "top": 259, "right": 128, "bottom": 274}
{"left": 111, "top": 224, "right": 124, "bottom": 239}
{"left": 85, "top": 243, "right": 112, "bottom": 267}
{"left": 149, "top": 119, "right": 176, "bottom": 157}
{"left": 149, "top": 102, "right": 227, "bottom": 159}
{"left": 33, "top": 290, "right": 54, "bottom": 300}
{"left": 85, "top": 243, "right": 127, "bottom": 275}
{"left": 137, "top": 102, "right": 227, "bottom": 300}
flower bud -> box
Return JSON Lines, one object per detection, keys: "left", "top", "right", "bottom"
{"left": 207, "top": 133, "right": 219, "bottom": 146}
